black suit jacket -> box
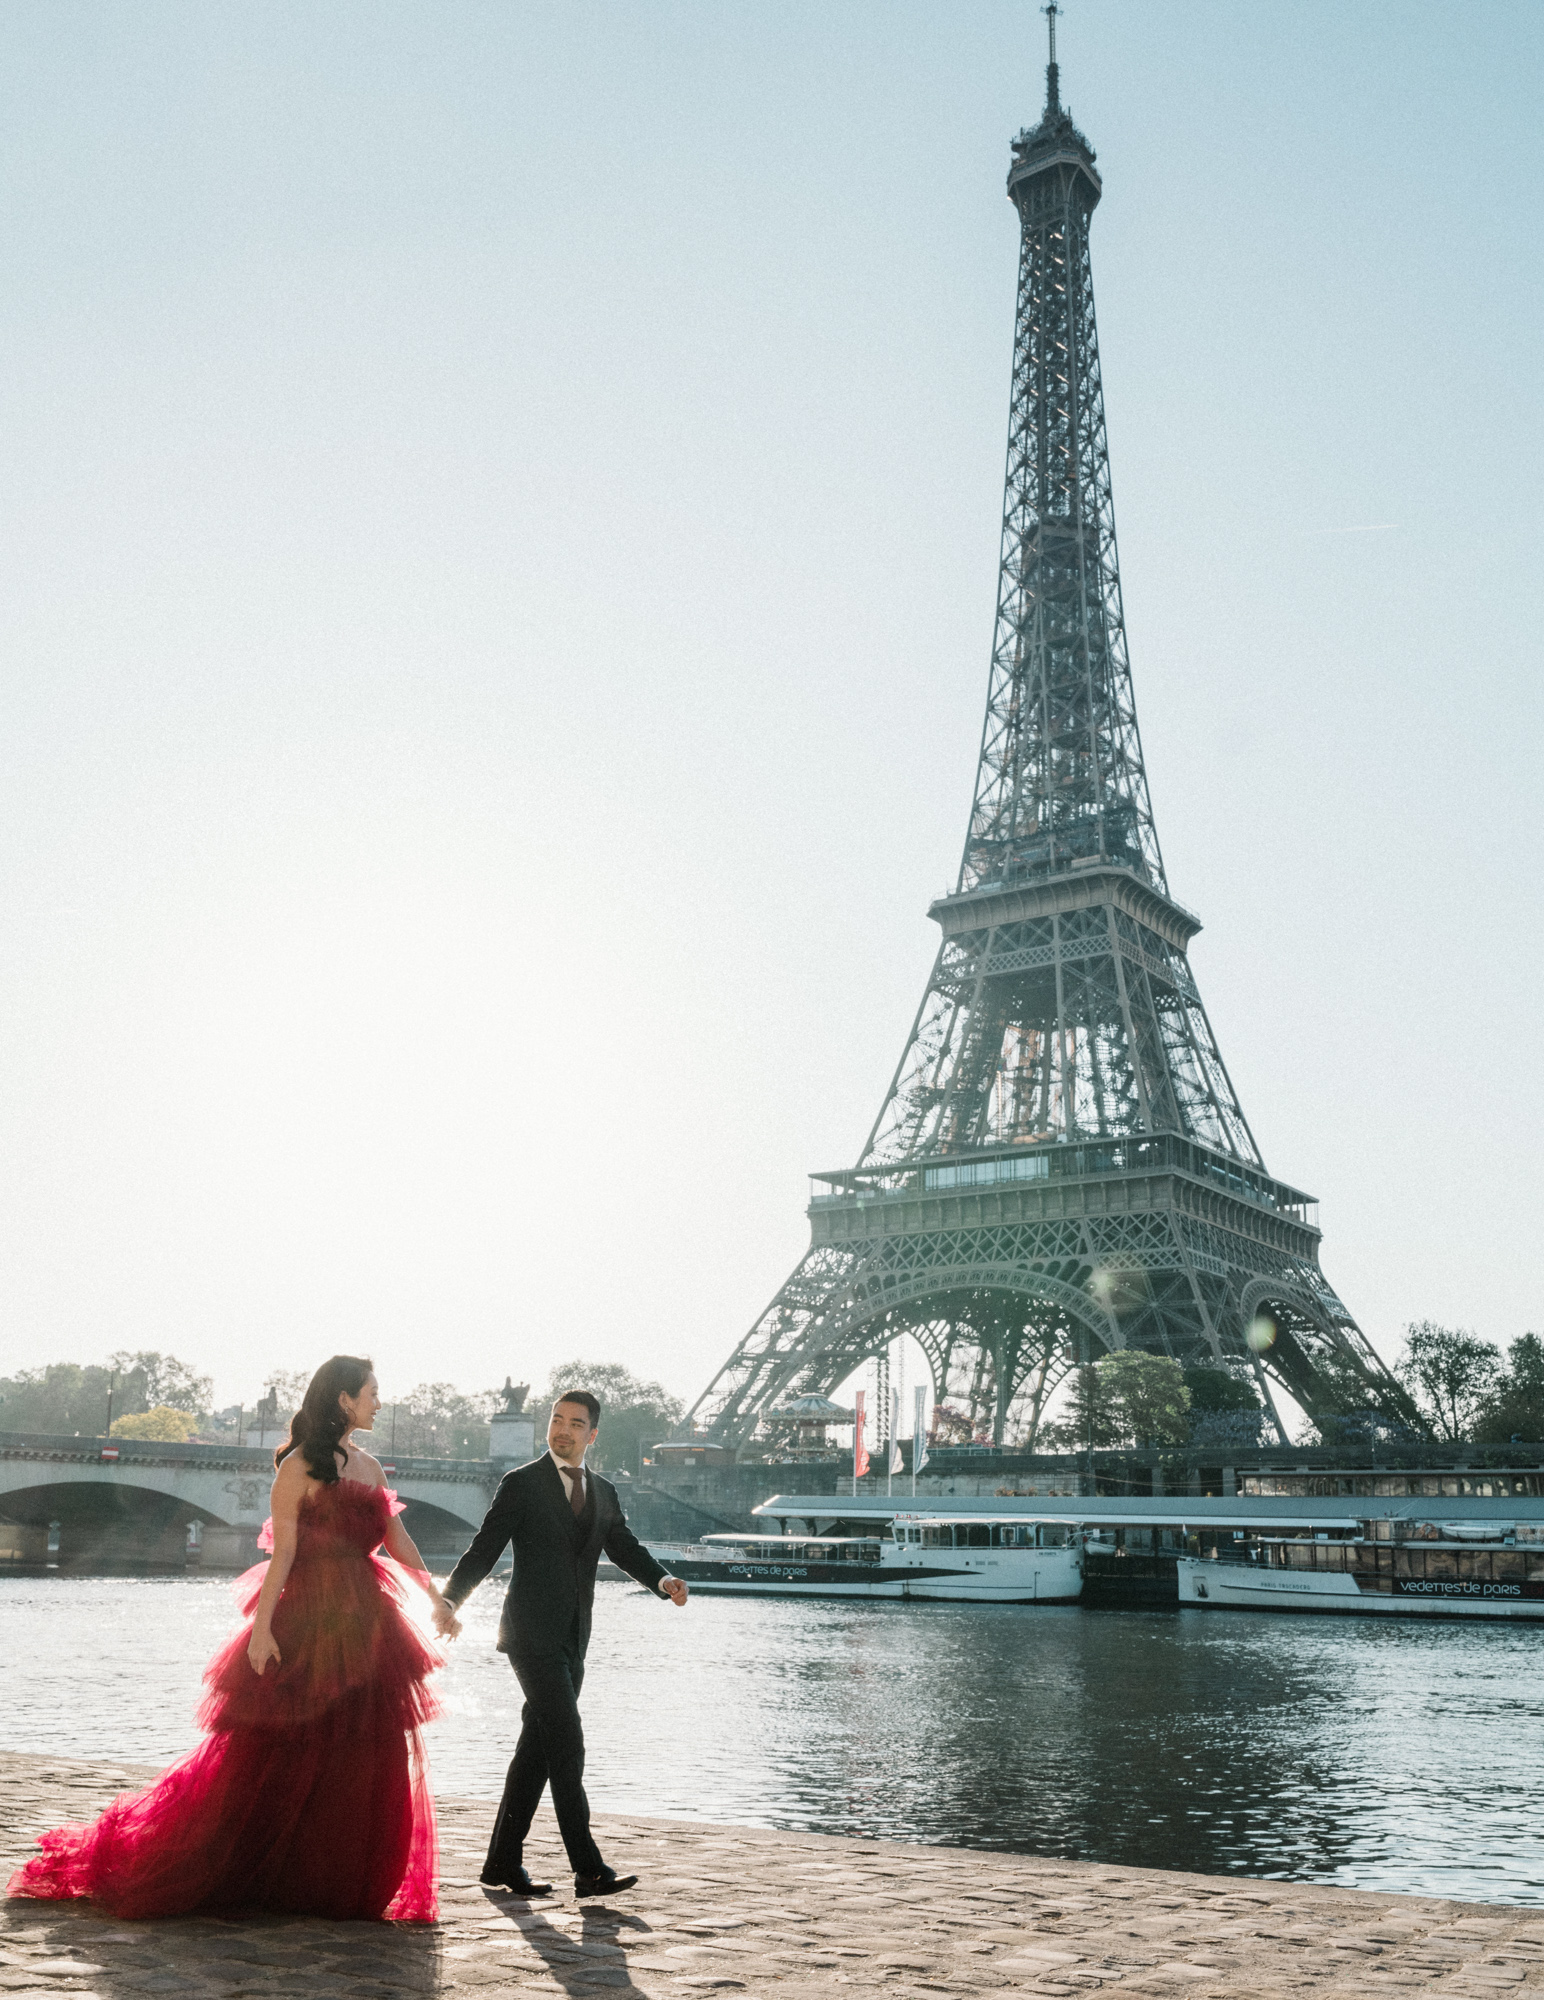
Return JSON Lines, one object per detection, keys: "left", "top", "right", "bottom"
{"left": 443, "top": 1454, "right": 670, "bottom": 1658}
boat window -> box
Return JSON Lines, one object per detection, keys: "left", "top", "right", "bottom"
{"left": 1038, "top": 1524, "right": 1068, "bottom": 1547}
{"left": 922, "top": 1525, "right": 953, "bottom": 1548}
{"left": 964, "top": 1525, "right": 991, "bottom": 1548}
{"left": 992, "top": 1525, "right": 1027, "bottom": 1547}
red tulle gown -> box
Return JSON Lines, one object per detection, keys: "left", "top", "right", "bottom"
{"left": 8, "top": 1480, "right": 441, "bottom": 1923}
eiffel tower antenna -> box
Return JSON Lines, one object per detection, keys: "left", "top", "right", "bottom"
{"left": 1043, "top": 1, "right": 1061, "bottom": 112}
{"left": 685, "top": 25, "right": 1417, "bottom": 1454}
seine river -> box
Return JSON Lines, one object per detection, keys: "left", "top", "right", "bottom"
{"left": 4, "top": 1574, "right": 1541, "bottom": 1906}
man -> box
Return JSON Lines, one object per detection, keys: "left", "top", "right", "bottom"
{"left": 436, "top": 1390, "right": 688, "bottom": 1899}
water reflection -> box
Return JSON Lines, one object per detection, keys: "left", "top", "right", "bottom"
{"left": 4, "top": 1576, "right": 1541, "bottom": 1905}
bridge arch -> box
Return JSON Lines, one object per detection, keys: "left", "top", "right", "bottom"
{"left": 0, "top": 1465, "right": 244, "bottom": 1528}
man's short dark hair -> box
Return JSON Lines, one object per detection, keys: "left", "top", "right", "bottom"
{"left": 553, "top": 1389, "right": 601, "bottom": 1427}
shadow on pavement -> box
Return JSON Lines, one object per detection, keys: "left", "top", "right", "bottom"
{"left": 2, "top": 1894, "right": 444, "bottom": 1998}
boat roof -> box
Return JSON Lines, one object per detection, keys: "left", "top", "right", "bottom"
{"left": 752, "top": 1493, "right": 1544, "bottom": 1529}
{"left": 705, "top": 1517, "right": 1075, "bottom": 1538}
{"left": 701, "top": 1530, "right": 880, "bottom": 1543}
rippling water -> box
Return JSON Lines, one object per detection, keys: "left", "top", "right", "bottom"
{"left": 4, "top": 1574, "right": 1541, "bottom": 1905}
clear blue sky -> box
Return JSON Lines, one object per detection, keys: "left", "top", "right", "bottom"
{"left": 0, "top": 2, "right": 1538, "bottom": 1414}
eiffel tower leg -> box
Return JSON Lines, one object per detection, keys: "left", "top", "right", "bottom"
{"left": 683, "top": 1246, "right": 867, "bottom": 1446}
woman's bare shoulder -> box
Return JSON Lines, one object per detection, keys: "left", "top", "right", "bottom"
{"left": 270, "top": 1451, "right": 313, "bottom": 1508}
{"left": 346, "top": 1445, "right": 388, "bottom": 1487}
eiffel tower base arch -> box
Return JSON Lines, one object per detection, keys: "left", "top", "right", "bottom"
{"left": 689, "top": 1170, "right": 1406, "bottom": 1451}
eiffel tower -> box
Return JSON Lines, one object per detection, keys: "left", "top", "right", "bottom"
{"left": 688, "top": 12, "right": 1410, "bottom": 1452}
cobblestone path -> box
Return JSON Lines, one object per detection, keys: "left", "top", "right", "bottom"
{"left": 4, "top": 1752, "right": 1543, "bottom": 1998}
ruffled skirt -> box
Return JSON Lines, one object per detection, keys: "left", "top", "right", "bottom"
{"left": 9, "top": 1547, "right": 441, "bottom": 1922}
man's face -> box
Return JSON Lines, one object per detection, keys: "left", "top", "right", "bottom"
{"left": 548, "top": 1399, "right": 598, "bottom": 1465}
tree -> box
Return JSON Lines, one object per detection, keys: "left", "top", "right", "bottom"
{"left": 928, "top": 1403, "right": 977, "bottom": 1447}
{"left": 1099, "top": 1352, "right": 1191, "bottom": 1447}
{"left": 1040, "top": 1352, "right": 1190, "bottom": 1451}
{"left": 1039, "top": 1363, "right": 1120, "bottom": 1452}
{"left": 0, "top": 1362, "right": 115, "bottom": 1436}
{"left": 1183, "top": 1367, "right": 1259, "bottom": 1415}
{"left": 1472, "top": 1334, "right": 1544, "bottom": 1445}
{"left": 540, "top": 1361, "right": 685, "bottom": 1475}
{"left": 111, "top": 1406, "right": 201, "bottom": 1442}
{"left": 0, "top": 1353, "right": 212, "bottom": 1437}
{"left": 1183, "top": 1365, "right": 1264, "bottom": 1449}
{"left": 1397, "top": 1322, "right": 1503, "bottom": 1444}
{"left": 107, "top": 1351, "right": 214, "bottom": 1418}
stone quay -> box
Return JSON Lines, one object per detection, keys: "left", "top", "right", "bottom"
{"left": 4, "top": 1752, "right": 1544, "bottom": 1997}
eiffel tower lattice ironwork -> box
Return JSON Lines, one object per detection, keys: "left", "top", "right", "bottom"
{"left": 687, "top": 24, "right": 1411, "bottom": 1451}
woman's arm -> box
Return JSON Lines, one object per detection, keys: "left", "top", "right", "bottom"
{"left": 382, "top": 1510, "right": 434, "bottom": 1583}
{"left": 368, "top": 1462, "right": 461, "bottom": 1638}
{"left": 248, "top": 1457, "right": 308, "bottom": 1675}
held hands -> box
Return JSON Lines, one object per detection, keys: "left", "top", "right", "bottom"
{"left": 660, "top": 1577, "right": 689, "bottom": 1607}
{"left": 431, "top": 1594, "right": 463, "bottom": 1641}
{"left": 248, "top": 1625, "right": 281, "bottom": 1676}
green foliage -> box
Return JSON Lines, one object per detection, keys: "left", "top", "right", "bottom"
{"left": 1472, "top": 1334, "right": 1544, "bottom": 1445}
{"left": 540, "top": 1361, "right": 685, "bottom": 1475}
{"left": 1039, "top": 1364, "right": 1121, "bottom": 1452}
{"left": 109, "top": 1350, "right": 214, "bottom": 1416}
{"left": 1182, "top": 1367, "right": 1260, "bottom": 1414}
{"left": 111, "top": 1405, "right": 201, "bottom": 1442}
{"left": 1098, "top": 1351, "right": 1191, "bottom": 1446}
{"left": 0, "top": 1351, "right": 212, "bottom": 1438}
{"left": 1397, "top": 1322, "right": 1502, "bottom": 1444}
{"left": 1041, "top": 1351, "right": 1191, "bottom": 1451}
{"left": 0, "top": 1362, "right": 115, "bottom": 1436}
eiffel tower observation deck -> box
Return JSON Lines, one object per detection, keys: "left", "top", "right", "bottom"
{"left": 688, "top": 14, "right": 1411, "bottom": 1452}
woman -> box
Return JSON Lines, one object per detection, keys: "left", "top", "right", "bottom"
{"left": 8, "top": 1356, "right": 460, "bottom": 1922}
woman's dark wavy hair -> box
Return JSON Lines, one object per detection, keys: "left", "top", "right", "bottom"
{"left": 274, "top": 1355, "right": 374, "bottom": 1484}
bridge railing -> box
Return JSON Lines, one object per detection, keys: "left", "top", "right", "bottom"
{"left": 0, "top": 1430, "right": 497, "bottom": 1483}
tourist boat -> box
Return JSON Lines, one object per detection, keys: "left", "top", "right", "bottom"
{"left": 646, "top": 1514, "right": 1083, "bottom": 1603}
{"left": 1177, "top": 1519, "right": 1544, "bottom": 1620}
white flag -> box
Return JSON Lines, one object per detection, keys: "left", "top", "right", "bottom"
{"left": 913, "top": 1383, "right": 929, "bottom": 1475}
{"left": 889, "top": 1389, "right": 904, "bottom": 1475}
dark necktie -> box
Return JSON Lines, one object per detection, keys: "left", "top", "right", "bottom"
{"left": 562, "top": 1465, "right": 585, "bottom": 1519}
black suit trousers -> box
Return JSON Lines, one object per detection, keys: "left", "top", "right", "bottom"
{"left": 486, "top": 1620, "right": 604, "bottom": 1880}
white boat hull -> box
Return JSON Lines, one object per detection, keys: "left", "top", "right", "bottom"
{"left": 1178, "top": 1557, "right": 1544, "bottom": 1620}
{"left": 648, "top": 1541, "right": 1082, "bottom": 1604}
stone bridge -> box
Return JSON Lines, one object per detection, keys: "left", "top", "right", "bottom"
{"left": 0, "top": 1432, "right": 499, "bottom": 1569}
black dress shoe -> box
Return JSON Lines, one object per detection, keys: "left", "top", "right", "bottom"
{"left": 480, "top": 1867, "right": 552, "bottom": 1896}
{"left": 574, "top": 1867, "right": 638, "bottom": 1898}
